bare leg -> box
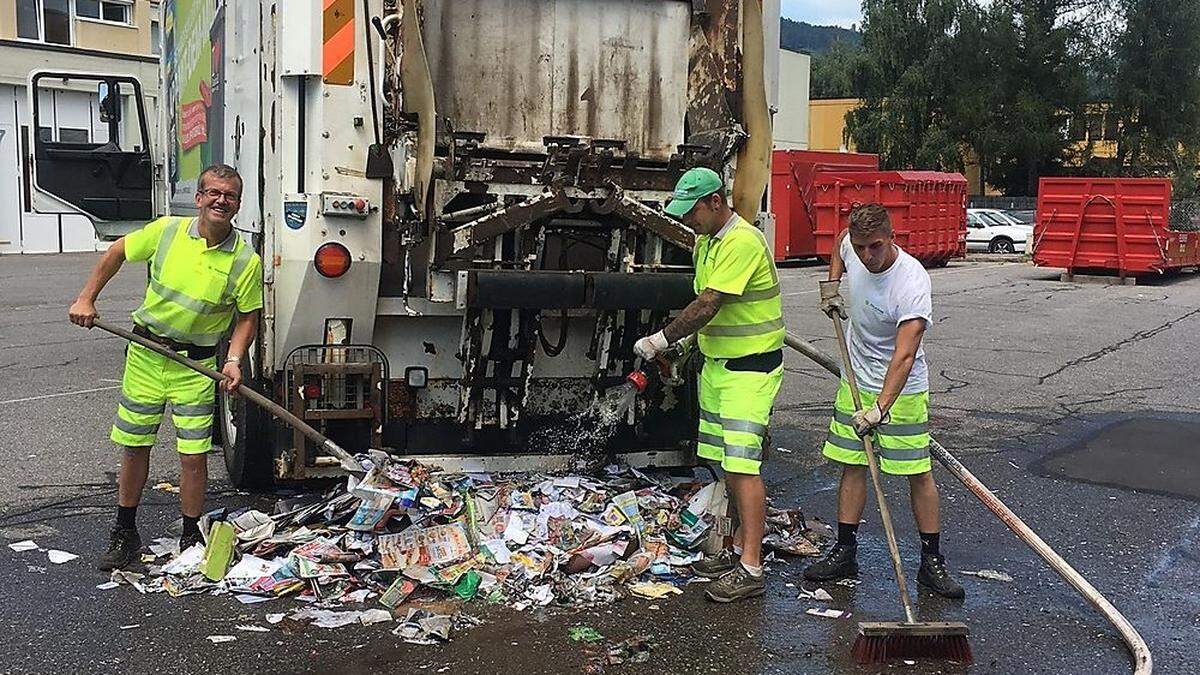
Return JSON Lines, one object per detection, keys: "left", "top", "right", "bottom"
{"left": 725, "top": 473, "right": 766, "bottom": 567}
{"left": 908, "top": 471, "right": 940, "bottom": 533}
{"left": 836, "top": 464, "right": 869, "bottom": 525}
{"left": 178, "top": 453, "right": 208, "bottom": 518}
{"left": 117, "top": 446, "right": 151, "bottom": 508}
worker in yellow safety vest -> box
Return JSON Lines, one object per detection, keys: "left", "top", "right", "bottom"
{"left": 69, "top": 164, "right": 263, "bottom": 571}
{"left": 634, "top": 167, "right": 785, "bottom": 603}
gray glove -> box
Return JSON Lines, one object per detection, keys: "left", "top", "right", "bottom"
{"left": 851, "top": 402, "right": 891, "bottom": 437}
{"left": 819, "top": 280, "right": 848, "bottom": 320}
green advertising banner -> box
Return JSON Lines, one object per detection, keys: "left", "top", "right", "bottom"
{"left": 164, "top": 0, "right": 224, "bottom": 208}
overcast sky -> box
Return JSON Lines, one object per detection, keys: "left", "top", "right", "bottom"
{"left": 781, "top": 0, "right": 862, "bottom": 28}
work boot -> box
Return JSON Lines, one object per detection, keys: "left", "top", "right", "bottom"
{"left": 179, "top": 530, "right": 205, "bottom": 554}
{"left": 917, "top": 553, "right": 965, "bottom": 599}
{"left": 802, "top": 543, "right": 858, "bottom": 582}
{"left": 691, "top": 549, "right": 738, "bottom": 579}
{"left": 98, "top": 526, "right": 142, "bottom": 571}
{"left": 705, "top": 564, "right": 765, "bottom": 603}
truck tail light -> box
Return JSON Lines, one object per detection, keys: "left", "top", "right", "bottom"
{"left": 314, "top": 242, "right": 351, "bottom": 278}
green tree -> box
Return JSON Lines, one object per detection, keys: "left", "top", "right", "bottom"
{"left": 844, "top": 0, "right": 968, "bottom": 171}
{"left": 1110, "top": 0, "right": 1200, "bottom": 196}
{"left": 810, "top": 41, "right": 864, "bottom": 99}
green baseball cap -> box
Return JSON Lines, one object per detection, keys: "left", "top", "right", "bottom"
{"left": 665, "top": 167, "right": 723, "bottom": 218}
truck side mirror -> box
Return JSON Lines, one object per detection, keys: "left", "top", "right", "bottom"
{"left": 99, "top": 81, "right": 121, "bottom": 123}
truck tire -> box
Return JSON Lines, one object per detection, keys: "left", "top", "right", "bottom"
{"left": 218, "top": 356, "right": 275, "bottom": 490}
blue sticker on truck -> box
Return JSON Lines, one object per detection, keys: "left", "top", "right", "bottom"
{"left": 284, "top": 201, "right": 307, "bottom": 230}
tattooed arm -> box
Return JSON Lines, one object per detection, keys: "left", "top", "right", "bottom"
{"left": 662, "top": 288, "right": 725, "bottom": 343}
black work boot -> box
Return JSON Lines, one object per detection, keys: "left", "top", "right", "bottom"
{"left": 98, "top": 526, "right": 142, "bottom": 571}
{"left": 803, "top": 543, "right": 858, "bottom": 581}
{"left": 179, "top": 530, "right": 205, "bottom": 553}
{"left": 917, "top": 552, "right": 965, "bottom": 599}
{"left": 692, "top": 549, "right": 739, "bottom": 579}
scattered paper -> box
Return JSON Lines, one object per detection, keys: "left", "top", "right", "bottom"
{"left": 797, "top": 587, "right": 834, "bottom": 602}
{"left": 806, "top": 608, "right": 851, "bottom": 619}
{"left": 358, "top": 609, "right": 393, "bottom": 626}
{"left": 960, "top": 569, "right": 1013, "bottom": 583}
{"left": 503, "top": 513, "right": 529, "bottom": 546}
{"left": 120, "top": 624, "right": 140, "bottom": 630}
{"left": 234, "top": 594, "right": 274, "bottom": 605}
{"left": 206, "top": 635, "right": 237, "bottom": 643}
{"left": 235, "top": 624, "right": 270, "bottom": 633}
{"left": 265, "top": 613, "right": 286, "bottom": 625}
{"left": 162, "top": 544, "right": 205, "bottom": 576}
{"left": 47, "top": 549, "right": 79, "bottom": 564}
{"left": 8, "top": 540, "right": 38, "bottom": 552}
{"left": 628, "top": 581, "right": 682, "bottom": 599}
{"left": 96, "top": 581, "right": 120, "bottom": 591}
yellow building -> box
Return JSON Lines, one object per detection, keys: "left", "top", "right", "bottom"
{"left": 0, "top": 0, "right": 161, "bottom": 253}
{"left": 809, "top": 98, "right": 860, "bottom": 151}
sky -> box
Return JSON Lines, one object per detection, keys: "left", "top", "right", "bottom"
{"left": 781, "top": 0, "right": 862, "bottom": 29}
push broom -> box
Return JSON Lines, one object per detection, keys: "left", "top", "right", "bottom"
{"left": 828, "top": 313, "right": 972, "bottom": 665}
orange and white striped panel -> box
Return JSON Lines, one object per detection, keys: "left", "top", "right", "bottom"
{"left": 323, "top": 0, "right": 355, "bottom": 85}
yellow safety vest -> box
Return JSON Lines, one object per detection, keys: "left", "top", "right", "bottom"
{"left": 125, "top": 216, "right": 263, "bottom": 347}
{"left": 693, "top": 215, "right": 785, "bottom": 359}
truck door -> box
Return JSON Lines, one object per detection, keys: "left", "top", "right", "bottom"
{"left": 27, "top": 72, "right": 154, "bottom": 239}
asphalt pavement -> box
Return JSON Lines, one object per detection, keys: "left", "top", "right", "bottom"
{"left": 1, "top": 253, "right": 1198, "bottom": 674}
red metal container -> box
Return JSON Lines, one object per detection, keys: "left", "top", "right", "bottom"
{"left": 1034, "top": 177, "right": 1200, "bottom": 276}
{"left": 810, "top": 171, "right": 968, "bottom": 266}
{"left": 770, "top": 150, "right": 879, "bottom": 260}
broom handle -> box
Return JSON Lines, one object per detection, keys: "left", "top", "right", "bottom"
{"left": 784, "top": 331, "right": 1152, "bottom": 675}
{"left": 829, "top": 316, "right": 918, "bottom": 625}
{"left": 91, "top": 319, "right": 362, "bottom": 472}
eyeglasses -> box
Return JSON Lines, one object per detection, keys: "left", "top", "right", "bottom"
{"left": 198, "top": 188, "right": 241, "bottom": 202}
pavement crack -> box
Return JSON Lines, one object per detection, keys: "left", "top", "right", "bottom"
{"left": 932, "top": 369, "right": 972, "bottom": 394}
{"left": 1038, "top": 307, "right": 1200, "bottom": 384}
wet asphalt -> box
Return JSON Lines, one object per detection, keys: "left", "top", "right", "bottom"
{"left": 1, "top": 253, "right": 1199, "bottom": 674}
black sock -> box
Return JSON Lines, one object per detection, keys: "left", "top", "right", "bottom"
{"left": 116, "top": 505, "right": 138, "bottom": 530}
{"left": 182, "top": 515, "right": 201, "bottom": 539}
{"left": 920, "top": 531, "right": 940, "bottom": 555}
{"left": 837, "top": 522, "right": 859, "bottom": 547}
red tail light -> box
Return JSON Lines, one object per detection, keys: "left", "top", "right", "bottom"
{"left": 301, "top": 381, "right": 322, "bottom": 400}
{"left": 314, "top": 242, "right": 352, "bottom": 278}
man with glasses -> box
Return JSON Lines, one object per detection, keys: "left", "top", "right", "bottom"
{"left": 69, "top": 164, "right": 263, "bottom": 570}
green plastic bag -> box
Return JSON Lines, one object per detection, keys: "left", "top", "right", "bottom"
{"left": 201, "top": 521, "right": 236, "bottom": 581}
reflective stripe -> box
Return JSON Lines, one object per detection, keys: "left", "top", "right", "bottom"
{"left": 174, "top": 402, "right": 214, "bottom": 417}
{"left": 223, "top": 240, "right": 253, "bottom": 299}
{"left": 131, "top": 311, "right": 221, "bottom": 347}
{"left": 700, "top": 409, "right": 721, "bottom": 425}
{"left": 730, "top": 284, "right": 780, "bottom": 303}
{"left": 825, "top": 433, "right": 864, "bottom": 451}
{"left": 878, "top": 446, "right": 930, "bottom": 461}
{"left": 721, "top": 418, "right": 767, "bottom": 437}
{"left": 724, "top": 444, "right": 762, "bottom": 461}
{"left": 120, "top": 395, "right": 164, "bottom": 416}
{"left": 152, "top": 219, "right": 181, "bottom": 276}
{"left": 701, "top": 317, "right": 785, "bottom": 337}
{"left": 176, "top": 426, "right": 212, "bottom": 441}
{"left": 149, "top": 278, "right": 232, "bottom": 315}
{"left": 113, "top": 417, "right": 159, "bottom": 436}
{"left": 833, "top": 409, "right": 927, "bottom": 437}
{"left": 697, "top": 432, "right": 725, "bottom": 448}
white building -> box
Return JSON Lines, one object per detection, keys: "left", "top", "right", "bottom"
{"left": 773, "top": 48, "right": 810, "bottom": 150}
{"left": 0, "top": 0, "right": 160, "bottom": 254}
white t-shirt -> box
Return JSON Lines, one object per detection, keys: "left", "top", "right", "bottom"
{"left": 839, "top": 236, "right": 931, "bottom": 394}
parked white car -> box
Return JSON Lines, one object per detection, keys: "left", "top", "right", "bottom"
{"left": 966, "top": 209, "right": 1034, "bottom": 254}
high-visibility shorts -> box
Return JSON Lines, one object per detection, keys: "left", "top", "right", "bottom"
{"left": 822, "top": 380, "right": 931, "bottom": 476}
{"left": 110, "top": 342, "right": 217, "bottom": 455}
{"left": 696, "top": 354, "right": 783, "bottom": 476}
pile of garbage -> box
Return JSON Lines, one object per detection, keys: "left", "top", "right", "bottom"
{"left": 109, "top": 451, "right": 829, "bottom": 644}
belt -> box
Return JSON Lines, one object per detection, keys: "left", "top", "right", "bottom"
{"left": 132, "top": 324, "right": 217, "bottom": 360}
{"left": 724, "top": 349, "right": 783, "bottom": 373}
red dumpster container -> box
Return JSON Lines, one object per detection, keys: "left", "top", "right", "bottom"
{"left": 770, "top": 150, "right": 879, "bottom": 261}
{"left": 1034, "top": 177, "right": 1200, "bottom": 276}
{"left": 810, "top": 171, "right": 968, "bottom": 266}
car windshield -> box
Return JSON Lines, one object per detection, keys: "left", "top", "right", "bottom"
{"left": 979, "top": 212, "right": 1011, "bottom": 226}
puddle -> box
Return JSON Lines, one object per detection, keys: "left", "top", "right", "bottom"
{"left": 1032, "top": 417, "right": 1200, "bottom": 501}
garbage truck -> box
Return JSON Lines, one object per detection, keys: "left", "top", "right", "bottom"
{"left": 26, "top": 0, "right": 780, "bottom": 486}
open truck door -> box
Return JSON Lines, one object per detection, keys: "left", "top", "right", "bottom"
{"left": 28, "top": 71, "right": 155, "bottom": 239}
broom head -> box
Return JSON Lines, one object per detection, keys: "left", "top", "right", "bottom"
{"left": 851, "top": 621, "right": 972, "bottom": 665}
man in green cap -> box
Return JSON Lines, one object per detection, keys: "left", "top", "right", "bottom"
{"left": 634, "top": 167, "right": 785, "bottom": 603}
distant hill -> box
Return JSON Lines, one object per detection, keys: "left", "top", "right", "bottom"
{"left": 780, "top": 17, "right": 861, "bottom": 54}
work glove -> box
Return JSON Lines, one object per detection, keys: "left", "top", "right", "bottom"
{"left": 851, "top": 402, "right": 891, "bottom": 438}
{"left": 818, "top": 280, "right": 848, "bottom": 320}
{"left": 634, "top": 331, "right": 670, "bottom": 361}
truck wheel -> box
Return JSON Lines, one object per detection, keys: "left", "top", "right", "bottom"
{"left": 988, "top": 237, "right": 1015, "bottom": 254}
{"left": 218, "top": 356, "right": 275, "bottom": 490}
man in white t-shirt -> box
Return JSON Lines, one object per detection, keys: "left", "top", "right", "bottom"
{"left": 802, "top": 203, "right": 964, "bottom": 599}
